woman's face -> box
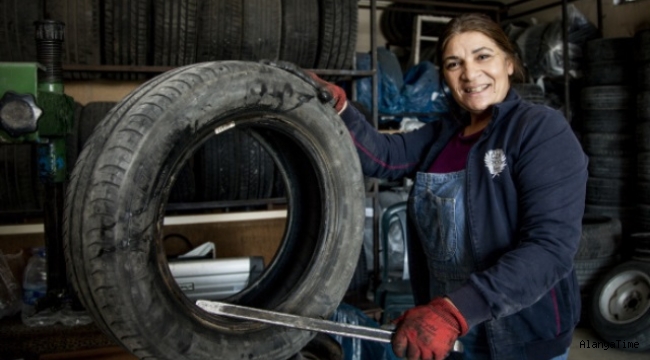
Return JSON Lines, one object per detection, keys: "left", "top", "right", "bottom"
{"left": 442, "top": 31, "right": 513, "bottom": 116}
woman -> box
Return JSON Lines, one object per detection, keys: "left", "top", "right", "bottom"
{"left": 314, "top": 12, "right": 587, "bottom": 360}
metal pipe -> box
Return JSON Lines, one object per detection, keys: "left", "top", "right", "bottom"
{"left": 562, "top": 0, "right": 571, "bottom": 121}
{"left": 597, "top": 0, "right": 603, "bottom": 34}
{"left": 371, "top": 0, "right": 378, "bottom": 129}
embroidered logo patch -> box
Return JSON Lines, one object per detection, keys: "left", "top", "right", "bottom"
{"left": 484, "top": 149, "right": 507, "bottom": 178}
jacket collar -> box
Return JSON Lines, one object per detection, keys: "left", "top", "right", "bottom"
{"left": 490, "top": 88, "right": 521, "bottom": 125}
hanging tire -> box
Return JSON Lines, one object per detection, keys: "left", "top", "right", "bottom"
{"left": 64, "top": 61, "right": 365, "bottom": 360}
{"left": 590, "top": 260, "right": 650, "bottom": 351}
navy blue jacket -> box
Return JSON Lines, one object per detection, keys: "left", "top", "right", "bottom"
{"left": 340, "top": 89, "right": 588, "bottom": 360}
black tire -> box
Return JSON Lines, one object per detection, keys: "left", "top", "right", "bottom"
{"left": 584, "top": 61, "right": 633, "bottom": 86}
{"left": 583, "top": 109, "right": 635, "bottom": 133}
{"left": 196, "top": 0, "right": 243, "bottom": 61}
{"left": 241, "top": 0, "right": 281, "bottom": 61}
{"left": 638, "top": 152, "right": 650, "bottom": 181}
{"left": 66, "top": 102, "right": 84, "bottom": 178}
{"left": 581, "top": 86, "right": 631, "bottom": 110}
{"left": 0, "top": 144, "right": 40, "bottom": 212}
{"left": 638, "top": 91, "right": 650, "bottom": 122}
{"left": 64, "top": 61, "right": 365, "bottom": 359}
{"left": 332, "top": 0, "right": 357, "bottom": 71}
{"left": 590, "top": 260, "right": 650, "bottom": 351}
{"left": 637, "top": 122, "right": 650, "bottom": 151}
{"left": 635, "top": 29, "right": 650, "bottom": 63}
{"left": 586, "top": 177, "right": 636, "bottom": 206}
{"left": 582, "top": 133, "right": 635, "bottom": 157}
{"left": 280, "top": 0, "right": 319, "bottom": 68}
{"left": 585, "top": 204, "right": 636, "bottom": 224}
{"left": 103, "top": 0, "right": 152, "bottom": 80}
{"left": 586, "top": 37, "right": 634, "bottom": 63}
{"left": 577, "top": 215, "right": 622, "bottom": 260}
{"left": 0, "top": 0, "right": 42, "bottom": 62}
{"left": 316, "top": 0, "right": 337, "bottom": 70}
{"left": 153, "top": 0, "right": 199, "bottom": 67}
{"left": 638, "top": 62, "right": 650, "bottom": 91}
{"left": 637, "top": 204, "right": 650, "bottom": 231}
{"left": 45, "top": 0, "right": 101, "bottom": 79}
{"left": 639, "top": 181, "right": 650, "bottom": 204}
{"left": 584, "top": 38, "right": 634, "bottom": 86}
{"left": 575, "top": 255, "right": 620, "bottom": 293}
{"left": 587, "top": 156, "right": 635, "bottom": 179}
{"left": 78, "top": 102, "right": 118, "bottom": 152}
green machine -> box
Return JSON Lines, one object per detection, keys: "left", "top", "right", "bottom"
{"left": 0, "top": 20, "right": 76, "bottom": 310}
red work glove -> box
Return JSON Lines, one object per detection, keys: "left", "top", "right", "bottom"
{"left": 305, "top": 72, "right": 348, "bottom": 114}
{"left": 392, "top": 298, "right": 468, "bottom": 360}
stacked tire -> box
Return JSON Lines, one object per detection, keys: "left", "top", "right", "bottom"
{"left": 586, "top": 34, "right": 650, "bottom": 350}
{"left": 2, "top": 0, "right": 359, "bottom": 77}
{"left": 575, "top": 215, "right": 622, "bottom": 324}
{"left": 636, "top": 29, "right": 650, "bottom": 234}
{"left": 581, "top": 37, "right": 637, "bottom": 237}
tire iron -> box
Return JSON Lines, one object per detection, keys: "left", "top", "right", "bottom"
{"left": 195, "top": 300, "right": 463, "bottom": 353}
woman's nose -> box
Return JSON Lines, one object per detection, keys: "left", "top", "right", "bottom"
{"left": 461, "top": 62, "right": 479, "bottom": 81}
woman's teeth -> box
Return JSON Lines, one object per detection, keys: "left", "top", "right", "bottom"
{"left": 465, "top": 84, "right": 489, "bottom": 93}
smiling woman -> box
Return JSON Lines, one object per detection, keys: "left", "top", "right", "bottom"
{"left": 435, "top": 13, "right": 525, "bottom": 135}
{"left": 314, "top": 12, "right": 588, "bottom": 360}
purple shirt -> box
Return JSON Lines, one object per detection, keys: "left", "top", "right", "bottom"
{"left": 428, "top": 129, "right": 483, "bottom": 173}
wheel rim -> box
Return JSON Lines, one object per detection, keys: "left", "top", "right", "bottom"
{"left": 598, "top": 269, "right": 650, "bottom": 324}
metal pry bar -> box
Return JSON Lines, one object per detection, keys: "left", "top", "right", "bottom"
{"left": 195, "top": 300, "right": 464, "bottom": 353}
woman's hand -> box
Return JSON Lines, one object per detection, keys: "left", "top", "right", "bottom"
{"left": 392, "top": 297, "right": 468, "bottom": 360}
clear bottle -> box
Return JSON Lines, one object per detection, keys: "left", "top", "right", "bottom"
{"left": 21, "top": 247, "right": 57, "bottom": 326}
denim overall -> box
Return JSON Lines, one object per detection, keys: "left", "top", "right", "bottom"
{"left": 408, "top": 171, "right": 569, "bottom": 360}
{"left": 409, "top": 170, "right": 490, "bottom": 359}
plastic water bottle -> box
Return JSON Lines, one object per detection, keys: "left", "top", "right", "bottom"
{"left": 21, "top": 247, "right": 57, "bottom": 326}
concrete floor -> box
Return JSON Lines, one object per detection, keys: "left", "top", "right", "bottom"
{"left": 569, "top": 327, "right": 649, "bottom": 360}
{"left": 34, "top": 326, "right": 650, "bottom": 359}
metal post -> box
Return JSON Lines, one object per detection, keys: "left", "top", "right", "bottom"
{"left": 371, "top": 0, "right": 378, "bottom": 129}
{"left": 562, "top": 0, "right": 571, "bottom": 121}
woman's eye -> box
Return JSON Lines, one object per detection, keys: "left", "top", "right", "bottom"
{"left": 478, "top": 54, "right": 491, "bottom": 61}
{"left": 445, "top": 62, "right": 458, "bottom": 70}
